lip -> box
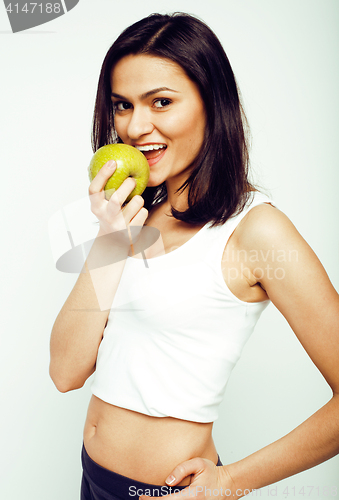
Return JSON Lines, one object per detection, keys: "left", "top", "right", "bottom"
{"left": 146, "top": 146, "right": 167, "bottom": 167}
{"left": 132, "top": 143, "right": 167, "bottom": 167}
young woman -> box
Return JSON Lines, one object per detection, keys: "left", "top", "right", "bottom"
{"left": 49, "top": 13, "right": 339, "bottom": 500}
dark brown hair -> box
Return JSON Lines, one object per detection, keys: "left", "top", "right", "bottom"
{"left": 92, "top": 12, "right": 254, "bottom": 226}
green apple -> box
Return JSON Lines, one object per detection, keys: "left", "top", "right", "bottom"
{"left": 88, "top": 144, "right": 150, "bottom": 202}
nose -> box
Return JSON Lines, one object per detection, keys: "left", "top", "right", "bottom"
{"left": 127, "top": 106, "right": 154, "bottom": 140}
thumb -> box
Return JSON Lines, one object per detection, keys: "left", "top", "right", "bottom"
{"left": 165, "top": 458, "right": 205, "bottom": 486}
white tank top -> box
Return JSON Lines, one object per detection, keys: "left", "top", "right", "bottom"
{"left": 91, "top": 191, "right": 272, "bottom": 422}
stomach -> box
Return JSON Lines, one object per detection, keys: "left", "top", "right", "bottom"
{"left": 83, "top": 395, "right": 218, "bottom": 486}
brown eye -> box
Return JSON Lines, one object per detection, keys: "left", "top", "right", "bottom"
{"left": 154, "top": 99, "right": 171, "bottom": 108}
{"left": 115, "top": 102, "right": 132, "bottom": 111}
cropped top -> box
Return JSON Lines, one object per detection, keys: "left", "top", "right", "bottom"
{"left": 91, "top": 191, "right": 272, "bottom": 422}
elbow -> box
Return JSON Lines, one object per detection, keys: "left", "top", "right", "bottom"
{"left": 51, "top": 376, "right": 85, "bottom": 393}
{"left": 49, "top": 365, "right": 85, "bottom": 393}
{"left": 49, "top": 362, "right": 94, "bottom": 393}
{"left": 54, "top": 382, "right": 73, "bottom": 394}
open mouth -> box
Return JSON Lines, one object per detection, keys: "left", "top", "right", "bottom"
{"left": 135, "top": 144, "right": 167, "bottom": 161}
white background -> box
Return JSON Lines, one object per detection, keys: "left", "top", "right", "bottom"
{"left": 0, "top": 0, "right": 338, "bottom": 499}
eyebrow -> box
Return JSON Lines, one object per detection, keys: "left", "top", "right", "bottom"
{"left": 111, "top": 87, "right": 179, "bottom": 100}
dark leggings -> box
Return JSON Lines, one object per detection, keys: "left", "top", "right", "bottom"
{"left": 81, "top": 443, "right": 223, "bottom": 500}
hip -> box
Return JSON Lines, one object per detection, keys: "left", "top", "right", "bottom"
{"left": 81, "top": 443, "right": 223, "bottom": 500}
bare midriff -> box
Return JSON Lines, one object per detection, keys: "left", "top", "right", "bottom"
{"left": 83, "top": 395, "right": 218, "bottom": 486}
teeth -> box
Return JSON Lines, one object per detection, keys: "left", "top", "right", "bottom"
{"left": 135, "top": 144, "right": 166, "bottom": 152}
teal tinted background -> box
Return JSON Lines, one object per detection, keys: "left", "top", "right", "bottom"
{"left": 0, "top": 1, "right": 338, "bottom": 498}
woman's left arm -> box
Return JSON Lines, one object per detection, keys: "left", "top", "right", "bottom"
{"left": 141, "top": 205, "right": 339, "bottom": 499}
{"left": 220, "top": 204, "right": 339, "bottom": 494}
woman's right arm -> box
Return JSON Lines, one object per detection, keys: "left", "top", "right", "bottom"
{"left": 49, "top": 160, "right": 148, "bottom": 393}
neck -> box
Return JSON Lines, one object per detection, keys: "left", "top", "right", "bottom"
{"left": 162, "top": 169, "right": 192, "bottom": 215}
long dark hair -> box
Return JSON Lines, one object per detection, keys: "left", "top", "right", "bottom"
{"left": 92, "top": 12, "right": 254, "bottom": 227}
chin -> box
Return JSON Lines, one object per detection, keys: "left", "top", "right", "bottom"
{"left": 147, "top": 175, "right": 165, "bottom": 188}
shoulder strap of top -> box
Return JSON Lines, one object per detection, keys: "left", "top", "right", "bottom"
{"left": 229, "top": 190, "right": 274, "bottom": 231}
{"left": 201, "top": 191, "right": 275, "bottom": 265}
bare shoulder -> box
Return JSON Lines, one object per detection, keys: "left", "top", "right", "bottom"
{"left": 236, "top": 202, "right": 302, "bottom": 250}
{"left": 233, "top": 201, "right": 329, "bottom": 290}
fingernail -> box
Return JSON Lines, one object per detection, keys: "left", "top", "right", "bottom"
{"left": 107, "top": 160, "right": 116, "bottom": 169}
{"left": 166, "top": 475, "right": 176, "bottom": 485}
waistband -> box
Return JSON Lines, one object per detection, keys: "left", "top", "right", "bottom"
{"left": 81, "top": 443, "right": 223, "bottom": 499}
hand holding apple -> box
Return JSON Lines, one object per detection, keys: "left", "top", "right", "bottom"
{"left": 88, "top": 144, "right": 150, "bottom": 202}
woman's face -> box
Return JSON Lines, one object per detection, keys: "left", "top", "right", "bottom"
{"left": 110, "top": 54, "right": 206, "bottom": 188}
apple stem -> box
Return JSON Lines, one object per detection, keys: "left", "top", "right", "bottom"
{"left": 127, "top": 225, "right": 135, "bottom": 256}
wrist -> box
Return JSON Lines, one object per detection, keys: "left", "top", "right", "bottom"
{"left": 219, "top": 464, "right": 240, "bottom": 498}
{"left": 220, "top": 463, "right": 256, "bottom": 499}
{"left": 84, "top": 230, "right": 130, "bottom": 272}
{"left": 95, "top": 227, "right": 131, "bottom": 251}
